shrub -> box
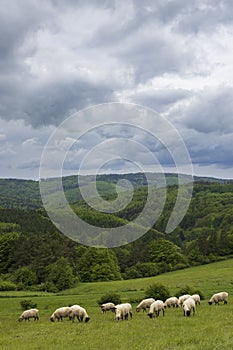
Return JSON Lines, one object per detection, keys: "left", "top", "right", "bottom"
{"left": 20, "top": 299, "right": 37, "bottom": 310}
{"left": 97, "top": 293, "right": 121, "bottom": 306}
{"left": 144, "top": 283, "right": 170, "bottom": 301}
{"left": 0, "top": 279, "right": 17, "bottom": 291}
{"left": 175, "top": 285, "right": 194, "bottom": 297}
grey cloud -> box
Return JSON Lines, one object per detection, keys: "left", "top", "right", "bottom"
{"left": 22, "top": 80, "right": 115, "bottom": 127}
{"left": 131, "top": 88, "right": 191, "bottom": 112}
{"left": 181, "top": 87, "right": 233, "bottom": 134}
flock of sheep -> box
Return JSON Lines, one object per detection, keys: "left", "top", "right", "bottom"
{"left": 18, "top": 291, "right": 228, "bottom": 322}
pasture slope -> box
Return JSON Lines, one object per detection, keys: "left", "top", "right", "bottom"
{"left": 0, "top": 259, "right": 233, "bottom": 350}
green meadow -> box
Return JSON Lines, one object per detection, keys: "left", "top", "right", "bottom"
{"left": 0, "top": 259, "right": 233, "bottom": 350}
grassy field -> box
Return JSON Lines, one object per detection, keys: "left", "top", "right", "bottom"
{"left": 0, "top": 259, "right": 233, "bottom": 350}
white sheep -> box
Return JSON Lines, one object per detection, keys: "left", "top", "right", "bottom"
{"left": 18, "top": 308, "right": 39, "bottom": 322}
{"left": 208, "top": 292, "right": 228, "bottom": 305}
{"left": 164, "top": 297, "right": 179, "bottom": 308}
{"left": 148, "top": 300, "right": 165, "bottom": 318}
{"left": 100, "top": 302, "right": 115, "bottom": 313}
{"left": 191, "top": 294, "right": 201, "bottom": 305}
{"left": 114, "top": 303, "right": 132, "bottom": 321}
{"left": 136, "top": 298, "right": 155, "bottom": 312}
{"left": 50, "top": 306, "right": 72, "bottom": 322}
{"left": 178, "top": 294, "right": 191, "bottom": 307}
{"left": 182, "top": 297, "right": 196, "bottom": 316}
{"left": 70, "top": 305, "right": 90, "bottom": 322}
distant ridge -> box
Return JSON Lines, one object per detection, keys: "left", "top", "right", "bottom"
{"left": 0, "top": 173, "right": 232, "bottom": 210}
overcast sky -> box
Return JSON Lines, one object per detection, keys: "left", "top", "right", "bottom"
{"left": 1, "top": 0, "right": 233, "bottom": 180}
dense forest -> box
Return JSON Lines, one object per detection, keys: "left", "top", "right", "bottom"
{"left": 0, "top": 174, "right": 233, "bottom": 292}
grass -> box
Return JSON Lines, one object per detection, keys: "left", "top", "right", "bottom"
{"left": 0, "top": 259, "right": 233, "bottom": 350}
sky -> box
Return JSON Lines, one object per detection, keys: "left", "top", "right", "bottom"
{"left": 1, "top": 0, "right": 233, "bottom": 180}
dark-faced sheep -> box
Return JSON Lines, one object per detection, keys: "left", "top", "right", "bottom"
{"left": 100, "top": 302, "right": 115, "bottom": 314}
{"left": 178, "top": 294, "right": 191, "bottom": 307}
{"left": 18, "top": 308, "right": 39, "bottom": 322}
{"left": 191, "top": 294, "right": 201, "bottom": 305}
{"left": 50, "top": 307, "right": 72, "bottom": 322}
{"left": 136, "top": 298, "right": 155, "bottom": 312}
{"left": 114, "top": 303, "right": 132, "bottom": 321}
{"left": 148, "top": 300, "right": 165, "bottom": 318}
{"left": 182, "top": 297, "right": 195, "bottom": 317}
{"left": 208, "top": 292, "right": 228, "bottom": 305}
{"left": 164, "top": 297, "right": 178, "bottom": 308}
{"left": 70, "top": 305, "right": 90, "bottom": 322}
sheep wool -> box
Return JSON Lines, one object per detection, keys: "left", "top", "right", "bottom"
{"left": 114, "top": 303, "right": 132, "bottom": 321}
{"left": 136, "top": 298, "right": 155, "bottom": 312}
{"left": 50, "top": 306, "right": 72, "bottom": 322}
{"left": 164, "top": 297, "right": 179, "bottom": 308}
{"left": 100, "top": 303, "right": 115, "bottom": 313}
{"left": 70, "top": 305, "right": 90, "bottom": 322}
{"left": 178, "top": 294, "right": 191, "bottom": 307}
{"left": 191, "top": 294, "right": 201, "bottom": 305}
{"left": 148, "top": 300, "right": 165, "bottom": 318}
{"left": 182, "top": 297, "right": 196, "bottom": 317}
{"left": 208, "top": 292, "right": 228, "bottom": 305}
{"left": 18, "top": 308, "right": 39, "bottom": 322}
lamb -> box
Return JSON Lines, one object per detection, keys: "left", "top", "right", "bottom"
{"left": 136, "top": 298, "right": 155, "bottom": 312}
{"left": 18, "top": 308, "right": 39, "bottom": 322}
{"left": 50, "top": 306, "right": 72, "bottom": 322}
{"left": 191, "top": 294, "right": 201, "bottom": 305}
{"left": 148, "top": 300, "right": 165, "bottom": 318}
{"left": 164, "top": 297, "right": 178, "bottom": 308}
{"left": 208, "top": 292, "right": 228, "bottom": 305}
{"left": 70, "top": 305, "right": 90, "bottom": 322}
{"left": 114, "top": 303, "right": 132, "bottom": 321}
{"left": 182, "top": 297, "right": 195, "bottom": 316}
{"left": 100, "top": 302, "right": 115, "bottom": 314}
{"left": 178, "top": 294, "right": 191, "bottom": 307}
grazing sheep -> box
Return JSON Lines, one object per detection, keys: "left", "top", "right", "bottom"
{"left": 182, "top": 297, "right": 195, "bottom": 317}
{"left": 208, "top": 292, "right": 228, "bottom": 305}
{"left": 70, "top": 305, "right": 90, "bottom": 323}
{"left": 148, "top": 300, "right": 165, "bottom": 318}
{"left": 164, "top": 297, "right": 179, "bottom": 308}
{"left": 100, "top": 302, "right": 115, "bottom": 314}
{"left": 191, "top": 294, "right": 201, "bottom": 305}
{"left": 178, "top": 294, "right": 191, "bottom": 307}
{"left": 50, "top": 306, "right": 72, "bottom": 322}
{"left": 114, "top": 303, "right": 132, "bottom": 321}
{"left": 18, "top": 308, "right": 39, "bottom": 322}
{"left": 136, "top": 298, "right": 155, "bottom": 312}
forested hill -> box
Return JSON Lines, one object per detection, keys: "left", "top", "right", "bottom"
{"left": 0, "top": 173, "right": 231, "bottom": 209}
{"left": 0, "top": 174, "right": 233, "bottom": 292}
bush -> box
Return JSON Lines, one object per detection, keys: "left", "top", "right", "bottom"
{"left": 20, "top": 299, "right": 37, "bottom": 310}
{"left": 0, "top": 279, "right": 17, "bottom": 291}
{"left": 175, "top": 285, "right": 194, "bottom": 297}
{"left": 97, "top": 293, "right": 121, "bottom": 306}
{"left": 144, "top": 283, "right": 170, "bottom": 301}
